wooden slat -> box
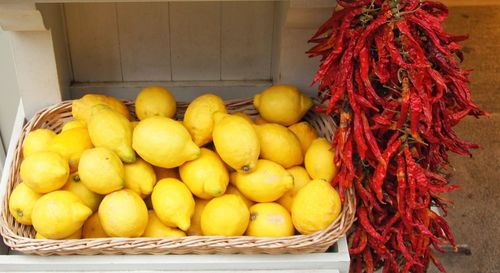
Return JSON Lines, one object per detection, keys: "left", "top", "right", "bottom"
{"left": 116, "top": 2, "right": 171, "bottom": 81}
{"left": 277, "top": 28, "right": 320, "bottom": 96}
{"left": 70, "top": 80, "right": 272, "bottom": 101}
{"left": 169, "top": 2, "right": 221, "bottom": 81}
{"left": 221, "top": 2, "right": 274, "bottom": 80}
{"left": 64, "top": 3, "right": 122, "bottom": 82}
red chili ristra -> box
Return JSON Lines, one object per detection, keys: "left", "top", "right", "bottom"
{"left": 308, "top": 0, "right": 485, "bottom": 272}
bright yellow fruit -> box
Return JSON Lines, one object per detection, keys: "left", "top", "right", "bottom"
{"left": 32, "top": 191, "right": 92, "bottom": 239}
{"left": 78, "top": 147, "right": 125, "bottom": 195}
{"left": 88, "top": 104, "right": 136, "bottom": 163}
{"left": 143, "top": 211, "right": 186, "bottom": 238}
{"left": 61, "top": 120, "right": 85, "bottom": 132}
{"left": 212, "top": 112, "right": 260, "bottom": 173}
{"left": 72, "top": 94, "right": 130, "bottom": 124}
{"left": 133, "top": 116, "right": 200, "bottom": 168}
{"left": 49, "top": 127, "right": 93, "bottom": 172}
{"left": 135, "top": 86, "right": 176, "bottom": 120}
{"left": 253, "top": 85, "right": 313, "bottom": 126}
{"left": 151, "top": 178, "right": 195, "bottom": 231}
{"left": 201, "top": 194, "right": 249, "bottom": 236}
{"left": 231, "top": 160, "right": 293, "bottom": 203}
{"left": 254, "top": 115, "right": 268, "bottom": 125}
{"left": 288, "top": 121, "right": 318, "bottom": 153}
{"left": 99, "top": 189, "right": 148, "bottom": 237}
{"left": 124, "top": 158, "right": 157, "bottom": 198}
{"left": 154, "top": 166, "right": 179, "bottom": 180}
{"left": 130, "top": 121, "right": 139, "bottom": 131}
{"left": 82, "top": 213, "right": 108, "bottom": 238}
{"left": 225, "top": 184, "right": 254, "bottom": 209}
{"left": 179, "top": 148, "right": 229, "bottom": 199}
{"left": 232, "top": 112, "right": 254, "bottom": 124}
{"left": 8, "top": 182, "right": 42, "bottom": 225}
{"left": 36, "top": 227, "right": 82, "bottom": 240}
{"left": 62, "top": 172, "right": 103, "bottom": 212}
{"left": 254, "top": 123, "right": 303, "bottom": 168}
{"left": 187, "top": 198, "right": 209, "bottom": 236}
{"left": 20, "top": 151, "right": 69, "bottom": 193}
{"left": 183, "top": 93, "right": 227, "bottom": 146}
{"left": 291, "top": 179, "right": 341, "bottom": 235}
{"left": 277, "top": 166, "right": 311, "bottom": 211}
{"left": 23, "top": 129, "right": 56, "bottom": 158}
{"left": 304, "top": 138, "right": 337, "bottom": 182}
{"left": 246, "top": 203, "right": 294, "bottom": 237}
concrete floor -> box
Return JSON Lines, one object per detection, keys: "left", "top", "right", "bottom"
{"left": 427, "top": 5, "right": 500, "bottom": 273}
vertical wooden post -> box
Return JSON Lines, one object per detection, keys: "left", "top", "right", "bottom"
{"left": 0, "top": 3, "right": 62, "bottom": 119}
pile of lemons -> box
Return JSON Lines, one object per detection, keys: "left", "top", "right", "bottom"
{"left": 9, "top": 84, "right": 342, "bottom": 240}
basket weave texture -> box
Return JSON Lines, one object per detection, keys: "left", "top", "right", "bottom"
{"left": 0, "top": 98, "right": 356, "bottom": 255}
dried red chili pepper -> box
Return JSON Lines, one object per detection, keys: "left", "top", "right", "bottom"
{"left": 309, "top": 0, "right": 484, "bottom": 272}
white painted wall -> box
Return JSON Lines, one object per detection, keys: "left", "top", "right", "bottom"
{"left": 0, "top": 30, "right": 20, "bottom": 160}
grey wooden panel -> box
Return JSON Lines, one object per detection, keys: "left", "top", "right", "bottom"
{"left": 221, "top": 1, "right": 274, "bottom": 80}
{"left": 278, "top": 28, "right": 320, "bottom": 96}
{"left": 116, "top": 2, "right": 171, "bottom": 81}
{"left": 64, "top": 3, "right": 122, "bottom": 82}
{"left": 169, "top": 2, "right": 221, "bottom": 81}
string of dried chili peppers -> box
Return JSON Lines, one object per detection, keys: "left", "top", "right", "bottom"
{"left": 308, "top": 0, "right": 485, "bottom": 272}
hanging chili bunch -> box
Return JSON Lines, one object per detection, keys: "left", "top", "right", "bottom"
{"left": 308, "top": 0, "right": 485, "bottom": 272}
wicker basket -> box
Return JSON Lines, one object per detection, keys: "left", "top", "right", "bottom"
{"left": 0, "top": 98, "right": 356, "bottom": 255}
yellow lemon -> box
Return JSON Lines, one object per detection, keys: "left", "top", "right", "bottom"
{"left": 8, "top": 182, "right": 43, "bottom": 225}
{"left": 183, "top": 93, "right": 227, "bottom": 146}
{"left": 254, "top": 115, "right": 268, "bottom": 125}
{"left": 36, "top": 227, "right": 82, "bottom": 240}
{"left": 232, "top": 112, "right": 254, "bottom": 124}
{"left": 225, "top": 184, "right": 254, "bottom": 209}
{"left": 277, "top": 166, "right": 311, "bottom": 211}
{"left": 32, "top": 191, "right": 92, "bottom": 239}
{"left": 124, "top": 158, "right": 157, "bottom": 197}
{"left": 61, "top": 120, "right": 85, "bottom": 132}
{"left": 99, "top": 189, "right": 148, "bottom": 237}
{"left": 231, "top": 160, "right": 293, "bottom": 203}
{"left": 246, "top": 203, "right": 294, "bottom": 237}
{"left": 288, "top": 121, "right": 318, "bottom": 153}
{"left": 143, "top": 211, "right": 186, "bottom": 238}
{"left": 82, "top": 213, "right": 108, "bottom": 238}
{"left": 49, "top": 127, "right": 93, "bottom": 172}
{"left": 212, "top": 112, "right": 260, "bottom": 173}
{"left": 62, "top": 172, "right": 103, "bottom": 212}
{"left": 151, "top": 178, "right": 195, "bottom": 231}
{"left": 133, "top": 116, "right": 200, "bottom": 168}
{"left": 154, "top": 166, "right": 179, "bottom": 180}
{"left": 20, "top": 151, "right": 69, "bottom": 193}
{"left": 254, "top": 123, "right": 303, "bottom": 168}
{"left": 253, "top": 85, "right": 313, "bottom": 126}
{"left": 22, "top": 129, "right": 56, "bottom": 157}
{"left": 130, "top": 121, "right": 139, "bottom": 131}
{"left": 291, "top": 179, "right": 341, "bottom": 235}
{"left": 88, "top": 104, "right": 136, "bottom": 163}
{"left": 201, "top": 194, "right": 249, "bottom": 236}
{"left": 72, "top": 94, "right": 130, "bottom": 123}
{"left": 304, "top": 138, "right": 337, "bottom": 182}
{"left": 135, "top": 86, "right": 176, "bottom": 120}
{"left": 78, "top": 147, "right": 125, "bottom": 195}
{"left": 187, "top": 198, "right": 209, "bottom": 236}
{"left": 179, "top": 148, "right": 229, "bottom": 199}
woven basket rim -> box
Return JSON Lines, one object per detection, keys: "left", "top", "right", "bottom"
{"left": 0, "top": 98, "right": 356, "bottom": 255}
